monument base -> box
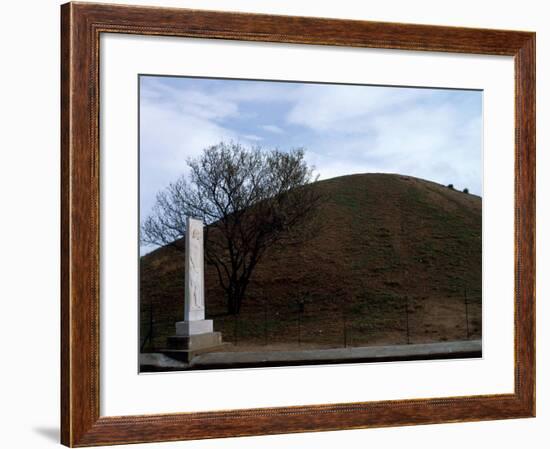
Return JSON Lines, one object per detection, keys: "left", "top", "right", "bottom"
{"left": 163, "top": 333, "right": 225, "bottom": 363}
{"left": 175, "top": 319, "right": 213, "bottom": 336}
{"left": 163, "top": 320, "right": 226, "bottom": 363}
{"left": 167, "top": 332, "right": 223, "bottom": 350}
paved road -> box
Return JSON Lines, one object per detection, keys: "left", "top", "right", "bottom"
{"left": 140, "top": 340, "right": 482, "bottom": 372}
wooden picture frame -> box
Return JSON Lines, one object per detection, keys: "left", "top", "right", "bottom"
{"left": 61, "top": 2, "right": 535, "bottom": 446}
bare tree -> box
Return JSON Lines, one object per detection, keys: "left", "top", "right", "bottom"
{"left": 141, "top": 142, "right": 321, "bottom": 315}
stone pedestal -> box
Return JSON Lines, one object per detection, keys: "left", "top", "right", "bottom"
{"left": 164, "top": 319, "right": 225, "bottom": 362}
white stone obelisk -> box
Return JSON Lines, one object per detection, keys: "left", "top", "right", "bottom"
{"left": 166, "top": 217, "right": 224, "bottom": 362}
{"left": 175, "top": 217, "right": 213, "bottom": 336}
{"left": 185, "top": 217, "right": 205, "bottom": 321}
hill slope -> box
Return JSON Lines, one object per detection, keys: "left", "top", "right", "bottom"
{"left": 140, "top": 173, "right": 481, "bottom": 351}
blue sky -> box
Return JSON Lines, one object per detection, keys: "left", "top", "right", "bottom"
{"left": 140, "top": 75, "right": 482, "bottom": 230}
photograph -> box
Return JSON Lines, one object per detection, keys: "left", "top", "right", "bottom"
{"left": 138, "top": 75, "right": 483, "bottom": 372}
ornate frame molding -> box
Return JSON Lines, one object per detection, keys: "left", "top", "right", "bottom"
{"left": 61, "top": 2, "right": 535, "bottom": 446}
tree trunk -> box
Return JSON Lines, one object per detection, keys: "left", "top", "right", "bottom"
{"left": 227, "top": 293, "right": 238, "bottom": 315}
{"left": 226, "top": 282, "right": 246, "bottom": 315}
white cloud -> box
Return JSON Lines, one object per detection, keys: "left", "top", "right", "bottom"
{"left": 141, "top": 78, "right": 239, "bottom": 122}
{"left": 219, "top": 81, "right": 300, "bottom": 103}
{"left": 242, "top": 134, "right": 263, "bottom": 141}
{"left": 140, "top": 91, "right": 239, "bottom": 220}
{"left": 285, "top": 85, "right": 481, "bottom": 194}
{"left": 261, "top": 124, "right": 285, "bottom": 134}
{"left": 286, "top": 85, "right": 423, "bottom": 132}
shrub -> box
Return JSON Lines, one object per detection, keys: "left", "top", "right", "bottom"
{"left": 447, "top": 184, "right": 454, "bottom": 189}
{"left": 463, "top": 188, "right": 469, "bottom": 194}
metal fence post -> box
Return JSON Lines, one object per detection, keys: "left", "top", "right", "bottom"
{"left": 342, "top": 303, "right": 348, "bottom": 348}
{"left": 405, "top": 295, "right": 410, "bottom": 345}
{"left": 464, "top": 288, "right": 470, "bottom": 339}
{"left": 264, "top": 300, "right": 268, "bottom": 346}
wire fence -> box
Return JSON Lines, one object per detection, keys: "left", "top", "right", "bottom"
{"left": 141, "top": 291, "right": 481, "bottom": 352}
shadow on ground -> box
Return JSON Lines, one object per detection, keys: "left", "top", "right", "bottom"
{"left": 33, "top": 426, "right": 59, "bottom": 443}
